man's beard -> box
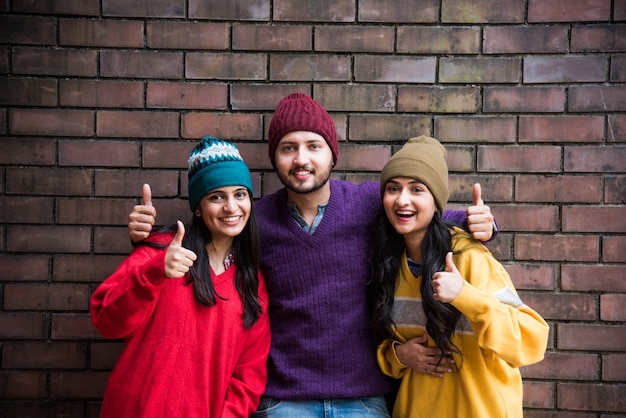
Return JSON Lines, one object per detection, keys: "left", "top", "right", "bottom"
{"left": 278, "top": 162, "right": 333, "bottom": 195}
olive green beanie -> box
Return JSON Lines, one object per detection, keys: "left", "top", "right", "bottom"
{"left": 379, "top": 135, "right": 449, "bottom": 212}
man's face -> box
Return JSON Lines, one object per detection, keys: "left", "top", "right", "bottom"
{"left": 274, "top": 131, "right": 334, "bottom": 195}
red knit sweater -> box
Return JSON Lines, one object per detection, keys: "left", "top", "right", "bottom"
{"left": 90, "top": 232, "right": 271, "bottom": 418}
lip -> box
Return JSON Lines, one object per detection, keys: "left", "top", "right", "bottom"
{"left": 220, "top": 215, "right": 242, "bottom": 225}
{"left": 394, "top": 210, "right": 415, "bottom": 222}
{"left": 291, "top": 168, "right": 313, "bottom": 181}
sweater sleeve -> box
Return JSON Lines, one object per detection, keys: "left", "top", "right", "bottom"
{"left": 90, "top": 244, "right": 168, "bottom": 339}
{"left": 221, "top": 272, "right": 272, "bottom": 418}
{"left": 450, "top": 243, "right": 549, "bottom": 367}
{"left": 377, "top": 339, "right": 410, "bottom": 379}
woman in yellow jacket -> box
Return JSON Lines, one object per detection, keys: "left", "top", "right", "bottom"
{"left": 369, "top": 136, "right": 549, "bottom": 418}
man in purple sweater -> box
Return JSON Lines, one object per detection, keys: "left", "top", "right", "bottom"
{"left": 128, "top": 93, "right": 496, "bottom": 417}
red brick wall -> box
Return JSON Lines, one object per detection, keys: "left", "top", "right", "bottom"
{"left": 1, "top": 0, "right": 625, "bottom": 416}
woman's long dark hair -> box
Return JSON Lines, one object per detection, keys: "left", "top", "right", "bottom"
{"left": 369, "top": 207, "right": 462, "bottom": 361}
{"left": 142, "top": 206, "right": 263, "bottom": 329}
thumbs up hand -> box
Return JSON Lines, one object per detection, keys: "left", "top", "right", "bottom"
{"left": 129, "top": 183, "right": 158, "bottom": 243}
{"left": 165, "top": 221, "right": 198, "bottom": 278}
{"left": 466, "top": 183, "right": 495, "bottom": 242}
{"left": 431, "top": 252, "right": 465, "bottom": 303}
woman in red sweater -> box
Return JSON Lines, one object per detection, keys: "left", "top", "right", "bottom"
{"left": 90, "top": 136, "right": 271, "bottom": 418}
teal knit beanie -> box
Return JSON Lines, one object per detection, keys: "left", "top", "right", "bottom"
{"left": 187, "top": 136, "right": 253, "bottom": 211}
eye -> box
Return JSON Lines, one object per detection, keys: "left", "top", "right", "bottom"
{"left": 385, "top": 184, "right": 399, "bottom": 193}
{"left": 281, "top": 145, "right": 294, "bottom": 152}
{"left": 208, "top": 194, "right": 223, "bottom": 201}
{"left": 235, "top": 190, "right": 249, "bottom": 199}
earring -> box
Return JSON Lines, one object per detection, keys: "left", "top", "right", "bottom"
{"left": 195, "top": 209, "right": 201, "bottom": 217}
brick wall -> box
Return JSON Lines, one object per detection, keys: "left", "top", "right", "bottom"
{"left": 1, "top": 0, "right": 625, "bottom": 416}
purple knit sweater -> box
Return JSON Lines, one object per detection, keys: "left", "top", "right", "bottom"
{"left": 255, "top": 179, "right": 467, "bottom": 400}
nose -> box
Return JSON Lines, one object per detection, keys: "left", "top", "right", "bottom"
{"left": 293, "top": 146, "right": 310, "bottom": 165}
{"left": 396, "top": 189, "right": 411, "bottom": 206}
{"left": 223, "top": 195, "right": 236, "bottom": 212}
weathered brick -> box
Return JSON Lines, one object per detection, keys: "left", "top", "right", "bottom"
{"left": 90, "top": 342, "right": 124, "bottom": 369}
{"left": 103, "top": 0, "right": 185, "bottom": 18}
{"left": 524, "top": 56, "right": 607, "bottom": 83}
{"left": 94, "top": 227, "right": 136, "bottom": 255}
{"left": 563, "top": 206, "right": 626, "bottom": 233}
{"left": 528, "top": 0, "right": 611, "bottom": 22}
{"left": 9, "top": 109, "right": 94, "bottom": 137}
{"left": 611, "top": 55, "right": 626, "bottom": 82}
{"left": 0, "top": 401, "right": 84, "bottom": 418}
{"left": 95, "top": 169, "right": 179, "bottom": 197}
{"left": 522, "top": 380, "right": 554, "bottom": 409}
{"left": 617, "top": 0, "right": 626, "bottom": 21}
{"left": 448, "top": 175, "right": 513, "bottom": 202}
{"left": 96, "top": 111, "right": 179, "bottom": 138}
{"left": 54, "top": 254, "right": 125, "bottom": 282}
{"left": 608, "top": 115, "right": 626, "bottom": 142}
{"left": 441, "top": 0, "right": 525, "bottom": 23}
{"left": 0, "top": 77, "right": 57, "bottom": 106}
{"left": 0, "top": 371, "right": 46, "bottom": 398}
{"left": 491, "top": 205, "right": 558, "bottom": 232}
{"left": 186, "top": 52, "right": 266, "bottom": 80}
{"left": 397, "top": 26, "right": 480, "bottom": 54}
{"left": 0, "top": 46, "right": 9, "bottom": 73}
{"left": 348, "top": 114, "right": 431, "bottom": 142}
{"left": 0, "top": 254, "right": 49, "bottom": 281}
{"left": 436, "top": 116, "right": 516, "bottom": 142}
{"left": 605, "top": 176, "right": 626, "bottom": 203}
{"left": 557, "top": 382, "right": 626, "bottom": 413}
{"left": 483, "top": 87, "right": 565, "bottom": 113}
{"left": 6, "top": 167, "right": 92, "bottom": 195}
{"left": 142, "top": 141, "right": 195, "bottom": 169}
{"left": 59, "top": 140, "right": 139, "bottom": 168}
{"left": 270, "top": 54, "right": 351, "bottom": 81}
{"left": 569, "top": 85, "right": 626, "bottom": 112}
{"left": 564, "top": 145, "right": 626, "bottom": 173}
{"left": 514, "top": 234, "right": 599, "bottom": 262}
{"left": 182, "top": 112, "right": 263, "bottom": 140}
{"left": 515, "top": 175, "right": 603, "bottom": 203}
{"left": 13, "top": 0, "right": 100, "bottom": 15}
{"left": 521, "top": 292, "right": 596, "bottom": 321}
{"left": 101, "top": 50, "right": 183, "bottom": 79}
{"left": 315, "top": 84, "right": 395, "bottom": 112}
{"left": 335, "top": 144, "right": 389, "bottom": 171}
{"left": 7, "top": 225, "right": 91, "bottom": 253}
{"left": 572, "top": 24, "right": 626, "bottom": 52}
{"left": 315, "top": 27, "right": 394, "bottom": 52}
{"left": 484, "top": 26, "right": 568, "bottom": 54}
{"left": 601, "top": 294, "right": 626, "bottom": 321}
{"left": 398, "top": 86, "right": 480, "bottom": 113}
{"left": 519, "top": 115, "right": 604, "bottom": 143}
{"left": 562, "top": 264, "right": 626, "bottom": 292}
{"left": 602, "top": 354, "right": 626, "bottom": 381}
{"left": 57, "top": 198, "right": 136, "bottom": 226}
{"left": 439, "top": 57, "right": 521, "bottom": 83}
{"left": 274, "top": 0, "right": 354, "bottom": 22}
{"left": 603, "top": 236, "right": 626, "bottom": 262}
{"left": 60, "top": 79, "right": 144, "bottom": 108}
{"left": 478, "top": 146, "right": 561, "bottom": 173}
{"left": 50, "top": 371, "right": 109, "bottom": 398}
{"left": 189, "top": 0, "right": 269, "bottom": 20}
{"left": 51, "top": 313, "right": 101, "bottom": 339}
{"left": 0, "top": 15, "right": 57, "bottom": 45}
{"left": 146, "top": 82, "right": 227, "bottom": 110}
{"left": 234, "top": 25, "right": 311, "bottom": 51}
{"left": 444, "top": 148, "right": 475, "bottom": 172}
{"left": 147, "top": 21, "right": 229, "bottom": 49}
{"left": 359, "top": 0, "right": 438, "bottom": 22}
{"left": 0, "top": 312, "right": 47, "bottom": 339}
{"left": 3, "top": 342, "right": 86, "bottom": 368}
{"left": 0, "top": 197, "right": 54, "bottom": 223}
{"left": 558, "top": 323, "right": 626, "bottom": 351}
{"left": 59, "top": 18, "right": 144, "bottom": 47}
{"left": 523, "top": 352, "right": 598, "bottom": 380}
{"left": 503, "top": 263, "right": 556, "bottom": 290}
{"left": 355, "top": 56, "right": 436, "bottom": 83}
{"left": 231, "top": 84, "right": 310, "bottom": 111}
{"left": 12, "top": 47, "right": 98, "bottom": 77}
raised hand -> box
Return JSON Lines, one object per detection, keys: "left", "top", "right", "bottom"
{"left": 466, "top": 183, "right": 495, "bottom": 242}
{"left": 128, "top": 183, "right": 157, "bottom": 243}
{"left": 432, "top": 252, "right": 465, "bottom": 303}
{"left": 395, "top": 333, "right": 454, "bottom": 377}
{"left": 164, "top": 221, "right": 198, "bottom": 278}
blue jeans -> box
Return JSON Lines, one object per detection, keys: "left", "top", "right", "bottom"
{"left": 252, "top": 395, "right": 390, "bottom": 418}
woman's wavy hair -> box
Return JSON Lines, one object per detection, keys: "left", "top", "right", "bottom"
{"left": 368, "top": 207, "right": 462, "bottom": 363}
{"left": 142, "top": 205, "right": 263, "bottom": 329}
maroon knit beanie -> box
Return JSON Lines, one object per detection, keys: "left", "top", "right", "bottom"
{"left": 268, "top": 93, "right": 338, "bottom": 168}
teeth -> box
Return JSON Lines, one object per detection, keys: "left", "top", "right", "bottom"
{"left": 222, "top": 216, "right": 240, "bottom": 222}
